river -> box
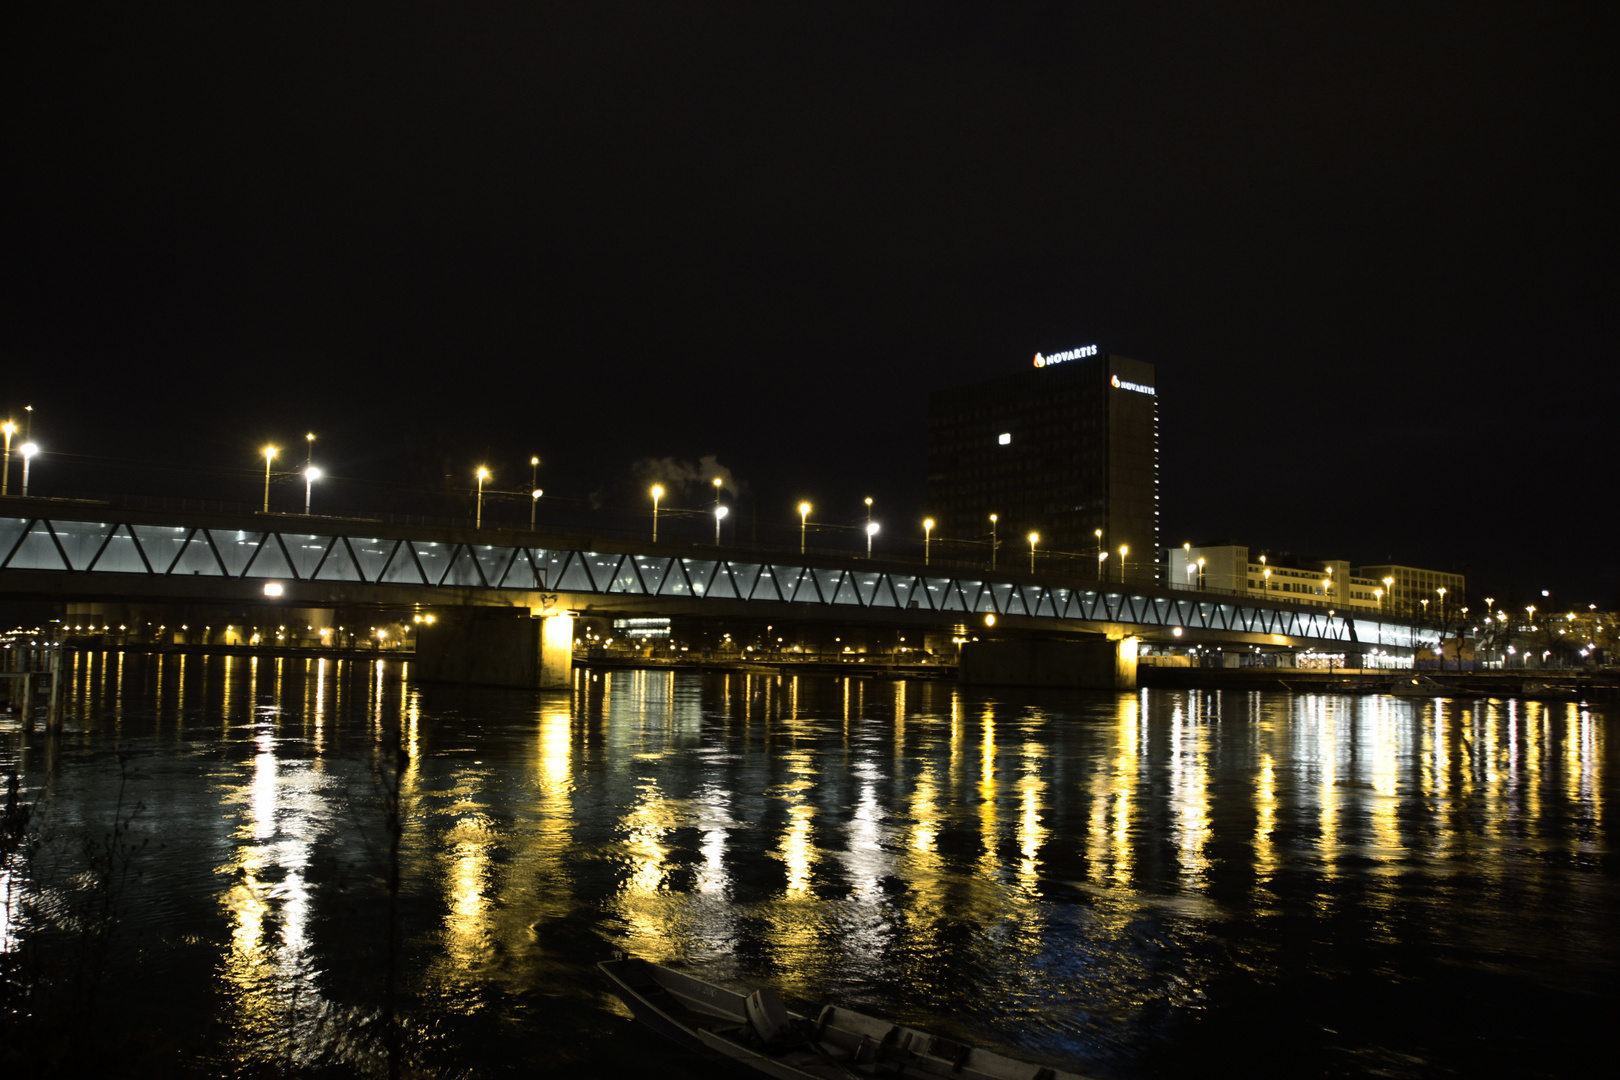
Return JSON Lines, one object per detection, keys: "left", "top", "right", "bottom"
{"left": 1, "top": 652, "right": 1613, "bottom": 1077}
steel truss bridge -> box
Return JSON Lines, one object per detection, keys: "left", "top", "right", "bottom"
{"left": 0, "top": 506, "right": 1412, "bottom": 650}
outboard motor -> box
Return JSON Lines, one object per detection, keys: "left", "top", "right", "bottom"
{"left": 744, "top": 988, "right": 795, "bottom": 1047}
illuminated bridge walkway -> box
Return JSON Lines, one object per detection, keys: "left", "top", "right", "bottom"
{"left": 0, "top": 505, "right": 1411, "bottom": 650}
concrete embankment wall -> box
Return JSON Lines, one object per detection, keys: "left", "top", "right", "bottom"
{"left": 958, "top": 638, "right": 1136, "bottom": 690}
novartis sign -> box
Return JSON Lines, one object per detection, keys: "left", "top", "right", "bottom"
{"left": 1111, "top": 374, "right": 1156, "bottom": 396}
{"left": 1033, "top": 344, "right": 1098, "bottom": 367}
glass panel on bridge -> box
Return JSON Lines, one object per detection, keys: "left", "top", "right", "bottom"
{"left": 786, "top": 567, "right": 820, "bottom": 602}
{"left": 133, "top": 525, "right": 191, "bottom": 574}
{"left": 749, "top": 565, "right": 783, "bottom": 602}
{"left": 634, "top": 556, "right": 670, "bottom": 595}
{"left": 170, "top": 532, "right": 225, "bottom": 576}
{"left": 51, "top": 521, "right": 113, "bottom": 570}
{"left": 282, "top": 535, "right": 335, "bottom": 580}
{"left": 501, "top": 549, "right": 541, "bottom": 589}
{"left": 379, "top": 543, "right": 425, "bottom": 584}
{"left": 813, "top": 569, "right": 845, "bottom": 603}
{"left": 411, "top": 541, "right": 451, "bottom": 585}
{"left": 605, "top": 556, "right": 644, "bottom": 594}
{"left": 869, "top": 574, "right": 900, "bottom": 607}
{"left": 985, "top": 582, "right": 1014, "bottom": 615}
{"left": 585, "top": 553, "right": 624, "bottom": 592}
{"left": 472, "top": 545, "right": 515, "bottom": 586}
{"left": 553, "top": 552, "right": 596, "bottom": 592}
{"left": 658, "top": 560, "right": 693, "bottom": 596}
{"left": 681, "top": 559, "right": 716, "bottom": 596}
{"left": 442, "top": 546, "right": 486, "bottom": 587}
{"left": 1033, "top": 587, "right": 1059, "bottom": 617}
{"left": 832, "top": 571, "right": 865, "bottom": 605}
{"left": 889, "top": 575, "right": 919, "bottom": 609}
{"left": 91, "top": 525, "right": 149, "bottom": 573}
{"left": 313, "top": 538, "right": 365, "bottom": 582}
{"left": 703, "top": 562, "right": 740, "bottom": 599}
{"left": 530, "top": 549, "right": 566, "bottom": 590}
{"left": 209, "top": 530, "right": 266, "bottom": 576}
{"left": 727, "top": 562, "right": 762, "bottom": 598}
{"left": 928, "top": 578, "right": 966, "bottom": 612}
{"left": 244, "top": 535, "right": 296, "bottom": 579}
{"left": 348, "top": 538, "right": 395, "bottom": 581}
{"left": 0, "top": 518, "right": 28, "bottom": 565}
{"left": 5, "top": 521, "right": 66, "bottom": 571}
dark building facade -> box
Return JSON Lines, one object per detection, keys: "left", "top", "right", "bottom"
{"left": 925, "top": 347, "right": 1158, "bottom": 577}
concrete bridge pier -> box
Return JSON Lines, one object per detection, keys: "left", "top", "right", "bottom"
{"left": 415, "top": 610, "right": 575, "bottom": 690}
{"left": 958, "top": 635, "right": 1138, "bottom": 690}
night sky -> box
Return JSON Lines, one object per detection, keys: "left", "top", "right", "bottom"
{"left": 6, "top": 5, "right": 1615, "bottom": 606}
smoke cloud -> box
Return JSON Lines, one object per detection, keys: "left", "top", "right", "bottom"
{"left": 631, "top": 455, "right": 743, "bottom": 504}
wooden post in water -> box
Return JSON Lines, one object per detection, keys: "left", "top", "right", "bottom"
{"left": 46, "top": 646, "right": 63, "bottom": 733}
{"left": 21, "top": 672, "right": 34, "bottom": 730}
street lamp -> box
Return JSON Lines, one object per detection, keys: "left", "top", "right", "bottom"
{"left": 866, "top": 520, "right": 880, "bottom": 557}
{"left": 303, "top": 465, "right": 321, "bottom": 515}
{"left": 651, "top": 485, "right": 665, "bottom": 542}
{"left": 1094, "top": 528, "right": 1104, "bottom": 579}
{"left": 20, "top": 443, "right": 38, "bottom": 497}
{"left": 1437, "top": 586, "right": 1447, "bottom": 618}
{"left": 305, "top": 432, "right": 315, "bottom": 471}
{"left": 1029, "top": 531, "right": 1039, "bottom": 573}
{"left": 1, "top": 420, "right": 14, "bottom": 496}
{"left": 989, "top": 513, "right": 998, "bottom": 569}
{"left": 799, "top": 502, "right": 812, "bottom": 554}
{"left": 530, "top": 488, "right": 543, "bottom": 529}
{"left": 1383, "top": 576, "right": 1395, "bottom": 615}
{"left": 476, "top": 467, "right": 490, "bottom": 529}
{"left": 923, "top": 518, "right": 934, "bottom": 565}
{"left": 262, "top": 446, "right": 277, "bottom": 512}
{"left": 714, "top": 504, "right": 729, "bottom": 545}
{"left": 1119, "top": 544, "right": 1128, "bottom": 583}
{"left": 1196, "top": 556, "right": 1206, "bottom": 590}
{"left": 864, "top": 496, "right": 873, "bottom": 524}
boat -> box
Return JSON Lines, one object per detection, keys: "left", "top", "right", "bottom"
{"left": 598, "top": 955, "right": 1091, "bottom": 1080}
{"left": 1387, "top": 675, "right": 1485, "bottom": 698}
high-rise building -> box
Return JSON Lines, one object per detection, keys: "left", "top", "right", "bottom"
{"left": 925, "top": 345, "right": 1158, "bottom": 576}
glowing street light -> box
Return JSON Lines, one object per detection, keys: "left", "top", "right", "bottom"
{"left": 1094, "top": 528, "right": 1104, "bottom": 579}
{"left": 799, "top": 502, "right": 812, "bottom": 554}
{"left": 20, "top": 442, "right": 38, "bottom": 497}
{"left": 866, "top": 520, "right": 880, "bottom": 557}
{"left": 303, "top": 465, "right": 321, "bottom": 515}
{"left": 305, "top": 432, "right": 315, "bottom": 470}
{"left": 262, "top": 446, "right": 277, "bottom": 512}
{"left": 651, "top": 484, "right": 665, "bottom": 542}
{"left": 476, "top": 466, "right": 491, "bottom": 529}
{"left": 1028, "top": 531, "right": 1039, "bottom": 573}
{"left": 1, "top": 420, "right": 15, "bottom": 496}
{"left": 530, "top": 488, "right": 543, "bottom": 530}
{"left": 1196, "top": 556, "right": 1206, "bottom": 590}
{"left": 864, "top": 496, "right": 873, "bottom": 525}
{"left": 923, "top": 518, "right": 934, "bottom": 565}
{"left": 714, "top": 504, "right": 729, "bottom": 544}
{"left": 1119, "top": 544, "right": 1129, "bottom": 583}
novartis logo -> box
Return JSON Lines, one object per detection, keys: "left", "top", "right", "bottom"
{"left": 1111, "top": 374, "right": 1156, "bottom": 396}
{"left": 1033, "top": 344, "right": 1098, "bottom": 367}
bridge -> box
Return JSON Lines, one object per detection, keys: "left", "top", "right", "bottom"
{"left": 1, "top": 498, "right": 1414, "bottom": 688}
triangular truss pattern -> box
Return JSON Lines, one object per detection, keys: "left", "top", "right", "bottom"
{"left": 1, "top": 515, "right": 1363, "bottom": 645}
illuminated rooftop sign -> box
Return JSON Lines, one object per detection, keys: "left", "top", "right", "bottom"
{"left": 1032, "top": 344, "right": 1097, "bottom": 367}
{"left": 1111, "top": 374, "right": 1156, "bottom": 396}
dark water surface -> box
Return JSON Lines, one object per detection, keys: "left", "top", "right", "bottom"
{"left": 1, "top": 653, "right": 1614, "bottom": 1077}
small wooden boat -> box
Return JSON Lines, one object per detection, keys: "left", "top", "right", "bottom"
{"left": 598, "top": 955, "right": 1091, "bottom": 1080}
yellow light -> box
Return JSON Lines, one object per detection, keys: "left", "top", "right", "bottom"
{"left": 984, "top": 613, "right": 996, "bottom": 627}
{"left": 477, "top": 466, "right": 490, "bottom": 480}
{"left": 1028, "top": 532, "right": 1039, "bottom": 544}
{"left": 651, "top": 484, "right": 664, "bottom": 499}
{"left": 264, "top": 445, "right": 277, "bottom": 461}
{"left": 531, "top": 456, "right": 540, "bottom": 466}
{"left": 800, "top": 502, "right": 812, "bottom": 517}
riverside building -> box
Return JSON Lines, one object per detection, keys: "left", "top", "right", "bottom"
{"left": 925, "top": 345, "right": 1158, "bottom": 577}
{"left": 1168, "top": 545, "right": 1464, "bottom": 617}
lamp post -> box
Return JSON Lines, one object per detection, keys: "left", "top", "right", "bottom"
{"left": 262, "top": 446, "right": 277, "bottom": 512}
{"left": 476, "top": 467, "right": 490, "bottom": 529}
{"left": 651, "top": 485, "right": 664, "bottom": 542}
{"left": 530, "top": 488, "right": 543, "bottom": 529}
{"left": 1196, "top": 556, "right": 1206, "bottom": 591}
{"left": 1094, "top": 528, "right": 1104, "bottom": 580}
{"left": 1029, "top": 532, "right": 1039, "bottom": 573}
{"left": 305, "top": 432, "right": 315, "bottom": 470}
{"left": 714, "top": 504, "right": 729, "bottom": 545}
{"left": 866, "top": 520, "right": 879, "bottom": 557}
{"left": 1, "top": 420, "right": 14, "bottom": 496}
{"left": 20, "top": 443, "right": 38, "bottom": 497}
{"left": 799, "top": 502, "right": 811, "bottom": 554}
{"left": 989, "top": 513, "right": 998, "bottom": 570}
{"left": 1183, "top": 542, "right": 1193, "bottom": 588}
{"left": 303, "top": 465, "right": 321, "bottom": 515}
{"left": 923, "top": 518, "right": 934, "bottom": 565}
{"left": 864, "top": 496, "right": 873, "bottom": 525}
{"left": 1383, "top": 576, "right": 1395, "bottom": 616}
{"left": 1119, "top": 544, "right": 1128, "bottom": 584}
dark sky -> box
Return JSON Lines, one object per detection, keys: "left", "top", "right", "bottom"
{"left": 5, "top": 4, "right": 1616, "bottom": 605}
